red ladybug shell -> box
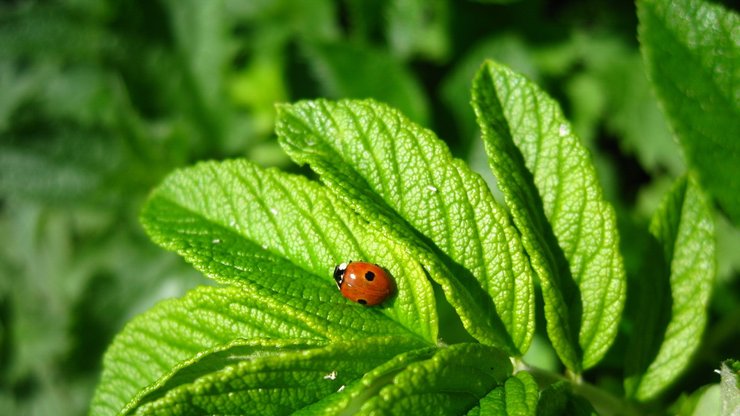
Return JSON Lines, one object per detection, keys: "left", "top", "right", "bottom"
{"left": 333, "top": 261, "right": 393, "bottom": 306}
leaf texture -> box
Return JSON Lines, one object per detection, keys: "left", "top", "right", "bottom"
{"left": 132, "top": 337, "right": 421, "bottom": 415}
{"left": 277, "top": 99, "right": 535, "bottom": 355}
{"left": 472, "top": 60, "right": 626, "bottom": 371}
{"left": 625, "top": 175, "right": 715, "bottom": 400}
{"left": 296, "top": 343, "right": 512, "bottom": 415}
{"left": 140, "top": 159, "right": 437, "bottom": 342}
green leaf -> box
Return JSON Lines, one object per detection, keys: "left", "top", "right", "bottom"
{"left": 293, "top": 346, "right": 438, "bottom": 415}
{"left": 467, "top": 371, "right": 539, "bottom": 416}
{"left": 625, "top": 175, "right": 715, "bottom": 400}
{"left": 90, "top": 284, "right": 427, "bottom": 416}
{"left": 472, "top": 60, "right": 626, "bottom": 371}
{"left": 297, "top": 343, "right": 512, "bottom": 415}
{"left": 671, "top": 384, "right": 720, "bottom": 416}
{"left": 93, "top": 158, "right": 440, "bottom": 415}
{"left": 276, "top": 99, "right": 535, "bottom": 356}
{"left": 140, "top": 159, "right": 437, "bottom": 343}
{"left": 130, "top": 336, "right": 421, "bottom": 415}
{"left": 90, "top": 285, "right": 317, "bottom": 416}
{"left": 126, "top": 338, "right": 326, "bottom": 415}
{"left": 638, "top": 0, "right": 740, "bottom": 224}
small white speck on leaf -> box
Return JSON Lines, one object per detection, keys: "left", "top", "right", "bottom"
{"left": 427, "top": 185, "right": 438, "bottom": 193}
{"left": 324, "top": 371, "right": 337, "bottom": 380}
{"left": 270, "top": 208, "right": 279, "bottom": 215}
{"left": 558, "top": 124, "right": 570, "bottom": 137}
{"left": 212, "top": 239, "right": 221, "bottom": 244}
{"left": 337, "top": 385, "right": 346, "bottom": 392}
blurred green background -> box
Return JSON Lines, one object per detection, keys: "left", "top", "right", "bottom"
{"left": 0, "top": 0, "right": 737, "bottom": 414}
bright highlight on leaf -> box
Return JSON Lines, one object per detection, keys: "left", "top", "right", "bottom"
{"left": 625, "top": 175, "right": 715, "bottom": 400}
{"left": 276, "top": 99, "right": 535, "bottom": 356}
{"left": 472, "top": 60, "right": 626, "bottom": 371}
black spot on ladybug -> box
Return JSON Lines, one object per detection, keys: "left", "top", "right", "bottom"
{"left": 333, "top": 261, "right": 393, "bottom": 306}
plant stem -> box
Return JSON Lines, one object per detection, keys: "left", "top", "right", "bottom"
{"left": 514, "top": 360, "right": 643, "bottom": 416}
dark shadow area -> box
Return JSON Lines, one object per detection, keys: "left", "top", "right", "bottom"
{"left": 65, "top": 271, "right": 119, "bottom": 376}
{"left": 415, "top": 228, "right": 519, "bottom": 353}
{"left": 622, "top": 226, "right": 672, "bottom": 389}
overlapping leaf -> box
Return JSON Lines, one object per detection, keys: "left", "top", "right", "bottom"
{"left": 130, "top": 336, "right": 421, "bottom": 415}
{"left": 625, "top": 175, "right": 715, "bottom": 400}
{"left": 472, "top": 60, "right": 626, "bottom": 371}
{"left": 296, "top": 343, "right": 512, "bottom": 415}
{"left": 91, "top": 286, "right": 318, "bottom": 415}
{"left": 277, "top": 99, "right": 535, "bottom": 355}
{"left": 90, "top": 284, "right": 430, "bottom": 416}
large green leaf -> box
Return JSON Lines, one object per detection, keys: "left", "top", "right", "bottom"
{"left": 625, "top": 175, "right": 715, "bottom": 400}
{"left": 129, "top": 336, "right": 421, "bottom": 415}
{"left": 296, "top": 343, "right": 512, "bottom": 415}
{"left": 638, "top": 0, "right": 740, "bottom": 223}
{"left": 92, "top": 159, "right": 439, "bottom": 415}
{"left": 140, "top": 159, "right": 437, "bottom": 342}
{"left": 90, "top": 286, "right": 315, "bottom": 415}
{"left": 472, "top": 60, "right": 626, "bottom": 371}
{"left": 90, "top": 284, "right": 428, "bottom": 416}
{"left": 277, "top": 99, "right": 535, "bottom": 356}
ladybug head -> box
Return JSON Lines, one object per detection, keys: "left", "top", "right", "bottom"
{"left": 333, "top": 262, "right": 348, "bottom": 288}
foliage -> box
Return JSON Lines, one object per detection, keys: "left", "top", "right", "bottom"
{"left": 0, "top": 0, "right": 736, "bottom": 415}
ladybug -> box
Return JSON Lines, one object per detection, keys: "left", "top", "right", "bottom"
{"left": 333, "top": 261, "right": 393, "bottom": 306}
